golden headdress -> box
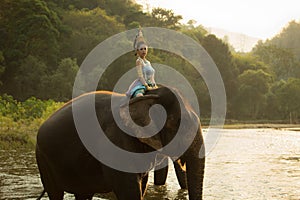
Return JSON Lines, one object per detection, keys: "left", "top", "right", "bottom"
{"left": 133, "top": 26, "right": 147, "bottom": 52}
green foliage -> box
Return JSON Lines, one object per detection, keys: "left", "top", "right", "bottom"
{"left": 0, "top": 0, "right": 62, "bottom": 98}
{"left": 45, "top": 0, "right": 102, "bottom": 10}
{"left": 273, "top": 78, "right": 300, "bottom": 121}
{"left": 0, "top": 51, "right": 5, "bottom": 85}
{"left": 59, "top": 8, "right": 125, "bottom": 64}
{"left": 247, "top": 21, "right": 300, "bottom": 121}
{"left": 233, "top": 53, "right": 270, "bottom": 75}
{"left": 0, "top": 94, "right": 62, "bottom": 120}
{"left": 45, "top": 58, "right": 79, "bottom": 101}
{"left": 13, "top": 55, "right": 48, "bottom": 100}
{"left": 266, "top": 20, "right": 300, "bottom": 61}
{"left": 235, "top": 69, "right": 273, "bottom": 119}
{"left": 0, "top": 0, "right": 61, "bottom": 64}
{"left": 0, "top": 0, "right": 299, "bottom": 123}
{"left": 201, "top": 34, "right": 238, "bottom": 116}
{"left": 253, "top": 43, "right": 299, "bottom": 80}
{"left": 151, "top": 8, "right": 182, "bottom": 29}
{"left": 0, "top": 94, "right": 19, "bottom": 120}
{"left": 180, "top": 24, "right": 208, "bottom": 43}
{"left": 0, "top": 94, "right": 63, "bottom": 149}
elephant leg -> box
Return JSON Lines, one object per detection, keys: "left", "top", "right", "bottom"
{"left": 74, "top": 193, "right": 94, "bottom": 200}
{"left": 111, "top": 173, "right": 143, "bottom": 200}
{"left": 154, "top": 158, "right": 168, "bottom": 185}
{"left": 36, "top": 146, "right": 64, "bottom": 200}
{"left": 173, "top": 160, "right": 187, "bottom": 189}
{"left": 47, "top": 191, "right": 64, "bottom": 200}
{"left": 141, "top": 173, "right": 149, "bottom": 197}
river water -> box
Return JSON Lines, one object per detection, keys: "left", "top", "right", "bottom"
{"left": 0, "top": 129, "right": 299, "bottom": 200}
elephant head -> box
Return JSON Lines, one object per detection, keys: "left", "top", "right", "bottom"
{"left": 119, "top": 86, "right": 205, "bottom": 199}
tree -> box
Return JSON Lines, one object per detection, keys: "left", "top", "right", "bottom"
{"left": 59, "top": 8, "right": 125, "bottom": 65}
{"left": 44, "top": 0, "right": 102, "bottom": 10}
{"left": 180, "top": 24, "right": 208, "bottom": 44}
{"left": 0, "top": 0, "right": 62, "bottom": 98}
{"left": 0, "top": 0, "right": 61, "bottom": 65}
{"left": 274, "top": 78, "right": 300, "bottom": 122}
{"left": 46, "top": 58, "right": 79, "bottom": 101}
{"left": 235, "top": 69, "right": 272, "bottom": 119}
{"left": 266, "top": 20, "right": 300, "bottom": 61}
{"left": 201, "top": 34, "right": 238, "bottom": 116}
{"left": 253, "top": 43, "right": 298, "bottom": 80}
{"left": 233, "top": 53, "right": 271, "bottom": 75}
{"left": 151, "top": 8, "right": 182, "bottom": 29}
{"left": 0, "top": 52, "right": 5, "bottom": 86}
{"left": 13, "top": 55, "right": 48, "bottom": 100}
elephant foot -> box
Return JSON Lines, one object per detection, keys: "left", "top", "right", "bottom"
{"left": 75, "top": 193, "right": 94, "bottom": 200}
{"left": 47, "top": 191, "right": 64, "bottom": 200}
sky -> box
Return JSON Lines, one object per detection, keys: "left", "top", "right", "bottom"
{"left": 136, "top": 0, "right": 300, "bottom": 40}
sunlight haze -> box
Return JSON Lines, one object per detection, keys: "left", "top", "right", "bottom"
{"left": 136, "top": 0, "right": 300, "bottom": 39}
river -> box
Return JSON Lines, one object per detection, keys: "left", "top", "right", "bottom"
{"left": 0, "top": 128, "right": 299, "bottom": 199}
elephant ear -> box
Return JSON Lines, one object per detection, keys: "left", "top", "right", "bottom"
{"left": 119, "top": 94, "right": 163, "bottom": 150}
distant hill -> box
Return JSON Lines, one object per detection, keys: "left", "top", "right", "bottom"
{"left": 206, "top": 27, "right": 261, "bottom": 52}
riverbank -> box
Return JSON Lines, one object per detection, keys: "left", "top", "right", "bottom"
{"left": 0, "top": 119, "right": 39, "bottom": 150}
{"left": 205, "top": 123, "right": 300, "bottom": 131}
{"left": 222, "top": 123, "right": 300, "bottom": 130}
{"left": 201, "top": 118, "right": 300, "bottom": 130}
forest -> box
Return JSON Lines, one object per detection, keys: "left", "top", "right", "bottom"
{"left": 0, "top": 0, "right": 300, "bottom": 147}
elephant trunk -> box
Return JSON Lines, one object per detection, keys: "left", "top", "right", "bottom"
{"left": 186, "top": 156, "right": 205, "bottom": 200}
{"left": 184, "top": 127, "right": 205, "bottom": 200}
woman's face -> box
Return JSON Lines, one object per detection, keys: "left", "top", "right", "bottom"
{"left": 137, "top": 44, "right": 148, "bottom": 58}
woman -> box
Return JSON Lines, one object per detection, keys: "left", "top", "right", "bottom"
{"left": 126, "top": 28, "right": 158, "bottom": 98}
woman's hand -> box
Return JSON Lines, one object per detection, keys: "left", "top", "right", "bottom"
{"left": 146, "top": 83, "right": 158, "bottom": 90}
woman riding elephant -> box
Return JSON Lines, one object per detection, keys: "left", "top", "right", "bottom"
{"left": 36, "top": 86, "right": 205, "bottom": 200}
{"left": 126, "top": 27, "right": 157, "bottom": 98}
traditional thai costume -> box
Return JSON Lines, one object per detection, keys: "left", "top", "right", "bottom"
{"left": 126, "top": 57, "right": 156, "bottom": 98}
{"left": 126, "top": 27, "right": 156, "bottom": 98}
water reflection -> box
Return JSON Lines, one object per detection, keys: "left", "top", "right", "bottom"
{"left": 0, "top": 129, "right": 299, "bottom": 199}
{"left": 0, "top": 150, "right": 41, "bottom": 200}
{"left": 144, "top": 185, "right": 188, "bottom": 200}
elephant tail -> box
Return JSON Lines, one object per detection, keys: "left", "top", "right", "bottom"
{"left": 36, "top": 189, "right": 45, "bottom": 200}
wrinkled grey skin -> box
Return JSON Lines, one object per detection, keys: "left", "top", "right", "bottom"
{"left": 154, "top": 157, "right": 187, "bottom": 189}
{"left": 36, "top": 86, "right": 205, "bottom": 200}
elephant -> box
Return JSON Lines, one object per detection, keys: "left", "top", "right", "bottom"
{"left": 36, "top": 86, "right": 205, "bottom": 200}
{"left": 154, "top": 157, "right": 187, "bottom": 189}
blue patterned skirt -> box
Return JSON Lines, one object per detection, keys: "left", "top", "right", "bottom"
{"left": 126, "top": 79, "right": 147, "bottom": 98}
